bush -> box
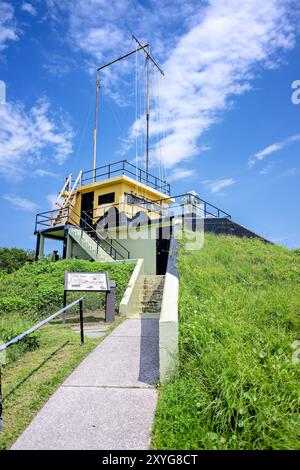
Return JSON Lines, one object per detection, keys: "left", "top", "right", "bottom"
{"left": 0, "top": 296, "right": 31, "bottom": 313}
{"left": 0, "top": 248, "right": 35, "bottom": 274}
{"left": 1, "top": 327, "right": 41, "bottom": 364}
{"left": 0, "top": 258, "right": 135, "bottom": 321}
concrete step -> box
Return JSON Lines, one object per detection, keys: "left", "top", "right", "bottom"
{"left": 142, "top": 294, "right": 163, "bottom": 300}
{"left": 141, "top": 310, "right": 161, "bottom": 315}
{"left": 141, "top": 300, "right": 162, "bottom": 306}
{"left": 142, "top": 287, "right": 164, "bottom": 292}
{"left": 142, "top": 298, "right": 162, "bottom": 304}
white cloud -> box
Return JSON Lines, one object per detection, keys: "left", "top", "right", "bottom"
{"left": 259, "top": 161, "right": 274, "bottom": 175}
{"left": 46, "top": 193, "right": 57, "bottom": 206}
{"left": 0, "top": 97, "right": 75, "bottom": 178}
{"left": 35, "top": 169, "right": 58, "bottom": 177}
{"left": 42, "top": 53, "right": 76, "bottom": 77}
{"left": 0, "top": 1, "right": 18, "bottom": 52}
{"left": 46, "top": 0, "right": 297, "bottom": 168}
{"left": 203, "top": 178, "right": 235, "bottom": 194}
{"left": 281, "top": 167, "right": 300, "bottom": 177}
{"left": 249, "top": 133, "right": 300, "bottom": 167}
{"left": 21, "top": 2, "right": 37, "bottom": 16}
{"left": 149, "top": 0, "right": 297, "bottom": 167}
{"left": 3, "top": 194, "right": 38, "bottom": 211}
{"left": 168, "top": 168, "right": 195, "bottom": 182}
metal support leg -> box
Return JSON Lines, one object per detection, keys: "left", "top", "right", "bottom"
{"left": 63, "top": 228, "right": 68, "bottom": 259}
{"left": 35, "top": 233, "right": 41, "bottom": 261}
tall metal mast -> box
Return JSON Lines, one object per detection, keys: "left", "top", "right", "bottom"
{"left": 92, "top": 36, "right": 164, "bottom": 183}
{"left": 93, "top": 71, "right": 100, "bottom": 183}
{"left": 146, "top": 45, "right": 150, "bottom": 177}
{"left": 132, "top": 35, "right": 164, "bottom": 176}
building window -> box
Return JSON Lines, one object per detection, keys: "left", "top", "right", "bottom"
{"left": 124, "top": 193, "right": 162, "bottom": 213}
{"left": 98, "top": 192, "right": 115, "bottom": 205}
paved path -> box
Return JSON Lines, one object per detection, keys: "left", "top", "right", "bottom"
{"left": 11, "top": 318, "right": 159, "bottom": 450}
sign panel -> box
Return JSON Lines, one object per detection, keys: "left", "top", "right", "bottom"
{"left": 65, "top": 272, "right": 109, "bottom": 292}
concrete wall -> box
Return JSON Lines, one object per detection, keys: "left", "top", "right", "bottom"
{"left": 159, "top": 272, "right": 179, "bottom": 383}
{"left": 119, "top": 259, "right": 144, "bottom": 317}
{"left": 108, "top": 224, "right": 158, "bottom": 275}
{"left": 159, "top": 224, "right": 180, "bottom": 383}
{"left": 70, "top": 238, "right": 93, "bottom": 260}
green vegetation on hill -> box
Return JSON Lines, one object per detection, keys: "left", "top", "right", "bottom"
{"left": 0, "top": 248, "right": 35, "bottom": 275}
{"left": 0, "top": 258, "right": 134, "bottom": 326}
{"left": 152, "top": 234, "right": 300, "bottom": 450}
{"left": 0, "top": 258, "right": 134, "bottom": 449}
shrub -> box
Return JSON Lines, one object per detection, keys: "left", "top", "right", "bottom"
{"left": 0, "top": 258, "right": 135, "bottom": 321}
{"left": 0, "top": 248, "right": 35, "bottom": 274}
{"left": 1, "top": 327, "right": 41, "bottom": 364}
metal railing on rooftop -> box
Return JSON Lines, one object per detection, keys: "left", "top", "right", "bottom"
{"left": 80, "top": 192, "right": 231, "bottom": 223}
{"left": 80, "top": 160, "right": 171, "bottom": 195}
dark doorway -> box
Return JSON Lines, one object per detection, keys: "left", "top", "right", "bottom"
{"left": 80, "top": 192, "right": 94, "bottom": 229}
{"left": 156, "top": 226, "right": 172, "bottom": 275}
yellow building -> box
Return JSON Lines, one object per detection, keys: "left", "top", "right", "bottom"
{"left": 35, "top": 160, "right": 174, "bottom": 274}
{"left": 35, "top": 159, "right": 232, "bottom": 273}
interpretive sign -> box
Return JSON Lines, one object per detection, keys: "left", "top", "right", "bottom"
{"left": 65, "top": 272, "right": 110, "bottom": 292}
{"left": 63, "top": 271, "right": 115, "bottom": 323}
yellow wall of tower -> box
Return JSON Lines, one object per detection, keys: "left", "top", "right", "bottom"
{"left": 70, "top": 175, "right": 172, "bottom": 226}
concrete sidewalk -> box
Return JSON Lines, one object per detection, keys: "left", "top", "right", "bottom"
{"left": 11, "top": 318, "right": 159, "bottom": 450}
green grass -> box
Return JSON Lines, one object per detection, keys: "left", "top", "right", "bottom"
{"left": 0, "top": 258, "right": 134, "bottom": 449}
{"left": 0, "top": 323, "right": 104, "bottom": 449}
{"left": 152, "top": 234, "right": 300, "bottom": 450}
{"left": 0, "top": 258, "right": 134, "bottom": 325}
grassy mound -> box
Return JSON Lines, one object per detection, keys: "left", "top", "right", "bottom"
{"left": 0, "top": 258, "right": 134, "bottom": 326}
{"left": 152, "top": 234, "right": 300, "bottom": 450}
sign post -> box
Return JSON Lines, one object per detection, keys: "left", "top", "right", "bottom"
{"left": 106, "top": 280, "right": 116, "bottom": 323}
{"left": 64, "top": 271, "right": 116, "bottom": 323}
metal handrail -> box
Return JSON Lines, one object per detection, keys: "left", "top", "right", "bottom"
{"left": 80, "top": 160, "right": 171, "bottom": 195}
{"left": 34, "top": 207, "right": 130, "bottom": 260}
{"left": 78, "top": 192, "right": 231, "bottom": 221}
{"left": 67, "top": 207, "right": 130, "bottom": 260}
{"left": 0, "top": 297, "right": 85, "bottom": 430}
{"left": 80, "top": 210, "right": 130, "bottom": 258}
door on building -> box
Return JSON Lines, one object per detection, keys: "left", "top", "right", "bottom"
{"left": 156, "top": 226, "right": 172, "bottom": 275}
{"left": 80, "top": 192, "right": 94, "bottom": 229}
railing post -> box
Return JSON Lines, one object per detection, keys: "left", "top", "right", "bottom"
{"left": 63, "top": 290, "right": 67, "bottom": 325}
{"left": 79, "top": 299, "right": 84, "bottom": 347}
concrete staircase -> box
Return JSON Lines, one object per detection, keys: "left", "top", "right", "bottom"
{"left": 68, "top": 227, "right": 114, "bottom": 262}
{"left": 139, "top": 275, "right": 165, "bottom": 318}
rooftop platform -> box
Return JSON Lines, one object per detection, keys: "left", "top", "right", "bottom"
{"left": 78, "top": 160, "right": 170, "bottom": 196}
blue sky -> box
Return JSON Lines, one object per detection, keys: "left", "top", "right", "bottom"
{"left": 0, "top": 0, "right": 300, "bottom": 251}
